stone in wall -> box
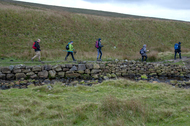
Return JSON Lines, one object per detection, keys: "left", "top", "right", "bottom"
{"left": 44, "top": 65, "right": 52, "bottom": 71}
{"left": 49, "top": 70, "right": 56, "bottom": 78}
{"left": 70, "top": 66, "right": 77, "bottom": 71}
{"left": 66, "top": 71, "right": 80, "bottom": 78}
{"left": 93, "top": 64, "right": 100, "bottom": 69}
{"left": 99, "top": 64, "right": 106, "bottom": 69}
{"left": 0, "top": 72, "right": 6, "bottom": 79}
{"left": 92, "top": 74, "right": 99, "bottom": 79}
{"left": 52, "top": 65, "right": 62, "bottom": 72}
{"left": 58, "top": 72, "right": 65, "bottom": 78}
{"left": 32, "top": 66, "right": 42, "bottom": 72}
{"left": 30, "top": 74, "right": 38, "bottom": 79}
{"left": 2, "top": 67, "right": 11, "bottom": 74}
{"left": 63, "top": 68, "right": 70, "bottom": 72}
{"left": 91, "top": 69, "right": 101, "bottom": 74}
{"left": 78, "top": 64, "right": 86, "bottom": 71}
{"left": 9, "top": 65, "right": 14, "bottom": 71}
{"left": 65, "top": 64, "right": 73, "bottom": 68}
{"left": 15, "top": 73, "right": 26, "bottom": 80}
{"left": 13, "top": 69, "right": 22, "bottom": 73}
{"left": 78, "top": 70, "right": 84, "bottom": 74}
{"left": 38, "top": 70, "right": 48, "bottom": 78}
{"left": 86, "top": 64, "right": 93, "bottom": 69}
{"left": 22, "top": 68, "right": 31, "bottom": 73}
{"left": 85, "top": 69, "right": 90, "bottom": 74}
{"left": 7, "top": 74, "right": 15, "bottom": 80}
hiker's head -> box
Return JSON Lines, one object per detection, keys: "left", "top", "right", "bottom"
{"left": 98, "top": 38, "right": 101, "bottom": 41}
{"left": 143, "top": 44, "right": 146, "bottom": 47}
{"left": 37, "top": 39, "right": 40, "bottom": 43}
{"left": 178, "top": 42, "right": 181, "bottom": 44}
{"left": 70, "top": 41, "right": 73, "bottom": 44}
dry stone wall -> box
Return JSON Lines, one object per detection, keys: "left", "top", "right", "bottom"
{"left": 0, "top": 61, "right": 190, "bottom": 81}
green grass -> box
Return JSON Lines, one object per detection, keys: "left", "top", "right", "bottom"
{"left": 0, "top": 79, "right": 190, "bottom": 125}
{"left": 0, "top": 1, "right": 190, "bottom": 62}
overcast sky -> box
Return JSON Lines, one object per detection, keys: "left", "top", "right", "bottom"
{"left": 16, "top": 0, "right": 190, "bottom": 22}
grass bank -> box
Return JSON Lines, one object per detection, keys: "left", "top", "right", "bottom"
{"left": 0, "top": 79, "right": 190, "bottom": 125}
{"left": 0, "top": 1, "right": 190, "bottom": 62}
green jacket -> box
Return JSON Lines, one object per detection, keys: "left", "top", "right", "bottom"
{"left": 68, "top": 43, "right": 74, "bottom": 52}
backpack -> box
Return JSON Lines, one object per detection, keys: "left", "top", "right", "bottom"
{"left": 174, "top": 43, "right": 179, "bottom": 50}
{"left": 32, "top": 42, "right": 37, "bottom": 49}
{"left": 66, "top": 44, "right": 69, "bottom": 50}
{"left": 140, "top": 48, "right": 144, "bottom": 54}
{"left": 95, "top": 41, "right": 99, "bottom": 48}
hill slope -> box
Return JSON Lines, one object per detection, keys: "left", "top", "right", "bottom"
{"left": 0, "top": 1, "right": 190, "bottom": 61}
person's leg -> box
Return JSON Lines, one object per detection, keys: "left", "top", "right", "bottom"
{"left": 38, "top": 51, "right": 41, "bottom": 61}
{"left": 32, "top": 51, "right": 39, "bottom": 60}
{"left": 65, "top": 52, "right": 70, "bottom": 60}
{"left": 174, "top": 50, "right": 177, "bottom": 59}
{"left": 179, "top": 51, "right": 181, "bottom": 59}
{"left": 142, "top": 56, "right": 144, "bottom": 62}
{"left": 70, "top": 52, "right": 76, "bottom": 61}
{"left": 99, "top": 48, "right": 102, "bottom": 60}
{"left": 144, "top": 55, "right": 147, "bottom": 61}
{"left": 97, "top": 49, "right": 100, "bottom": 60}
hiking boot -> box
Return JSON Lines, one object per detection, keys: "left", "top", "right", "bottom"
{"left": 39, "top": 60, "right": 44, "bottom": 64}
{"left": 73, "top": 60, "right": 77, "bottom": 62}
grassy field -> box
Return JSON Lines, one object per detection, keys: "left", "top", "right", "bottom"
{"left": 0, "top": 1, "right": 190, "bottom": 62}
{"left": 0, "top": 79, "right": 190, "bottom": 125}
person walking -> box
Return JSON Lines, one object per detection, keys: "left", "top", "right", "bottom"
{"left": 174, "top": 42, "right": 181, "bottom": 60}
{"left": 96, "top": 38, "right": 103, "bottom": 61}
{"left": 65, "top": 41, "right": 76, "bottom": 61}
{"left": 140, "top": 44, "right": 149, "bottom": 62}
{"left": 31, "top": 39, "right": 43, "bottom": 62}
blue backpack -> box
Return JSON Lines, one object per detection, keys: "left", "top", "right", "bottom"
{"left": 174, "top": 43, "right": 179, "bottom": 50}
{"left": 140, "top": 48, "right": 144, "bottom": 54}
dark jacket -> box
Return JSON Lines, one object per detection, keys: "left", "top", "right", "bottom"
{"left": 98, "top": 41, "right": 103, "bottom": 49}
{"left": 34, "top": 41, "right": 41, "bottom": 52}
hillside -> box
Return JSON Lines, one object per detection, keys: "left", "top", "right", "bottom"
{"left": 0, "top": 0, "right": 190, "bottom": 61}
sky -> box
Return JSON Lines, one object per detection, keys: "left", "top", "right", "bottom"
{"left": 16, "top": 0, "right": 190, "bottom": 22}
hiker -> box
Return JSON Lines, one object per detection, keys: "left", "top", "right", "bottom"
{"left": 174, "top": 42, "right": 181, "bottom": 59}
{"left": 65, "top": 41, "right": 76, "bottom": 61}
{"left": 140, "top": 44, "right": 149, "bottom": 62}
{"left": 96, "top": 38, "right": 103, "bottom": 61}
{"left": 31, "top": 39, "right": 43, "bottom": 62}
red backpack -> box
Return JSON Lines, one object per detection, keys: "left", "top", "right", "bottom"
{"left": 95, "top": 41, "right": 99, "bottom": 48}
{"left": 32, "top": 42, "right": 37, "bottom": 49}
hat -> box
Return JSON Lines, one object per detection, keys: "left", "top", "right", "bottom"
{"left": 98, "top": 38, "right": 101, "bottom": 41}
{"left": 70, "top": 41, "right": 73, "bottom": 43}
{"left": 178, "top": 42, "right": 181, "bottom": 44}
